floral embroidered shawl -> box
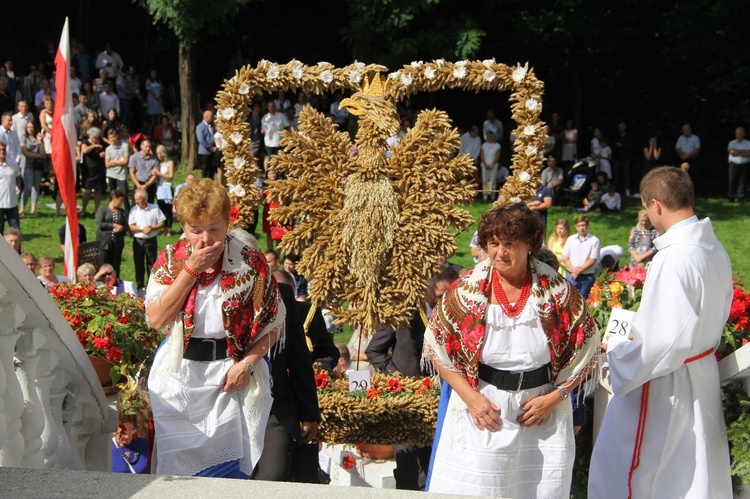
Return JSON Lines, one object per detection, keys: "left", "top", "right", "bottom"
{"left": 424, "top": 257, "right": 598, "bottom": 388}
{"left": 146, "top": 233, "right": 286, "bottom": 363}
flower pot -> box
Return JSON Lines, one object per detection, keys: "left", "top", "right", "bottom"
{"left": 89, "top": 356, "right": 120, "bottom": 395}
{"left": 358, "top": 444, "right": 394, "bottom": 460}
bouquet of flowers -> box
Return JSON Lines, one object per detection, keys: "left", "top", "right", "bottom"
{"left": 314, "top": 365, "right": 440, "bottom": 445}
{"left": 49, "top": 282, "right": 163, "bottom": 384}
{"left": 718, "top": 282, "right": 750, "bottom": 359}
{"left": 587, "top": 267, "right": 648, "bottom": 332}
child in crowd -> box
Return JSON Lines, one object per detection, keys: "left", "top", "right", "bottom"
{"left": 546, "top": 218, "right": 570, "bottom": 275}
{"left": 582, "top": 181, "right": 602, "bottom": 211}
{"left": 600, "top": 183, "right": 622, "bottom": 212}
{"left": 628, "top": 209, "right": 658, "bottom": 268}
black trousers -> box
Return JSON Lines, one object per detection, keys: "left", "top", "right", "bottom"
{"left": 199, "top": 154, "right": 215, "bottom": 179}
{"left": 98, "top": 236, "right": 125, "bottom": 276}
{"left": 253, "top": 413, "right": 320, "bottom": 482}
{"left": 728, "top": 162, "right": 749, "bottom": 201}
{"left": 133, "top": 237, "right": 157, "bottom": 289}
{"left": 393, "top": 444, "right": 432, "bottom": 490}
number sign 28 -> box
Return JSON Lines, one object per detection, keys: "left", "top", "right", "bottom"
{"left": 604, "top": 308, "right": 636, "bottom": 343}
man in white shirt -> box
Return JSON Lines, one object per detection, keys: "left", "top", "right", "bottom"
{"left": 459, "top": 125, "right": 482, "bottom": 166}
{"left": 675, "top": 123, "right": 701, "bottom": 188}
{"left": 560, "top": 215, "right": 599, "bottom": 299}
{"left": 128, "top": 188, "right": 165, "bottom": 291}
{"left": 482, "top": 108, "right": 504, "bottom": 143}
{"left": 68, "top": 66, "right": 82, "bottom": 96}
{"left": 95, "top": 43, "right": 124, "bottom": 80}
{"left": 727, "top": 126, "right": 750, "bottom": 202}
{"left": 261, "top": 101, "right": 289, "bottom": 171}
{"left": 590, "top": 167, "right": 732, "bottom": 498}
{"left": 540, "top": 156, "right": 565, "bottom": 202}
{"left": 99, "top": 81, "right": 120, "bottom": 116}
{"left": 0, "top": 112, "right": 21, "bottom": 168}
{"left": 0, "top": 143, "right": 20, "bottom": 234}
{"left": 11, "top": 100, "right": 34, "bottom": 140}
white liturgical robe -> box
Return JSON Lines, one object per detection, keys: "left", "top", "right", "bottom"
{"left": 589, "top": 216, "right": 733, "bottom": 498}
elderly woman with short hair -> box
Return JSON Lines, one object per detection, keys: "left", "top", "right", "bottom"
{"left": 425, "top": 203, "right": 598, "bottom": 498}
{"left": 146, "top": 178, "right": 285, "bottom": 478}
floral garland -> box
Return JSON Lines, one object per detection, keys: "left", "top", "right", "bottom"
{"left": 214, "top": 59, "right": 547, "bottom": 227}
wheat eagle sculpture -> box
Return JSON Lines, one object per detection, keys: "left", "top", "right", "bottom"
{"left": 215, "top": 59, "right": 547, "bottom": 335}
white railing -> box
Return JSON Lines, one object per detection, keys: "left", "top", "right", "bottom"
{"left": 0, "top": 238, "right": 116, "bottom": 472}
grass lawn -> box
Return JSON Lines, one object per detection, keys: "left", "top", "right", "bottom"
{"left": 15, "top": 165, "right": 750, "bottom": 346}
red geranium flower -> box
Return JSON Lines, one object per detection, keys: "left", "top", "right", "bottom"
{"left": 387, "top": 378, "right": 403, "bottom": 393}
{"left": 315, "top": 372, "right": 328, "bottom": 389}
{"left": 229, "top": 206, "right": 240, "bottom": 222}
{"left": 106, "top": 347, "right": 123, "bottom": 362}
{"left": 92, "top": 337, "right": 110, "bottom": 350}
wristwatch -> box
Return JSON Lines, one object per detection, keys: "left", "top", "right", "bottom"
{"left": 241, "top": 358, "right": 254, "bottom": 375}
{"left": 557, "top": 387, "right": 569, "bottom": 400}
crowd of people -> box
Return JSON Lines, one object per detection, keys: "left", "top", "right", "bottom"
{"left": 0, "top": 46, "right": 743, "bottom": 496}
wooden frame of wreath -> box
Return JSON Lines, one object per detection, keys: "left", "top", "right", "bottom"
{"left": 214, "top": 59, "right": 546, "bottom": 446}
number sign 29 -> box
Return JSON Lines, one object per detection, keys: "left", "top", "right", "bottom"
{"left": 348, "top": 370, "right": 371, "bottom": 393}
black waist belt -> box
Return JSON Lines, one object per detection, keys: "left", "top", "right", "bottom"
{"left": 478, "top": 362, "right": 552, "bottom": 392}
{"left": 183, "top": 338, "right": 228, "bottom": 361}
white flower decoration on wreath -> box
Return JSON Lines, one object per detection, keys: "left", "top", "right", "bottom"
{"left": 220, "top": 107, "right": 236, "bottom": 120}
{"left": 291, "top": 63, "right": 304, "bottom": 80}
{"left": 519, "top": 171, "right": 532, "bottom": 183}
{"left": 389, "top": 71, "right": 399, "bottom": 80}
{"left": 354, "top": 61, "right": 365, "bottom": 70}
{"left": 349, "top": 70, "right": 362, "bottom": 84}
{"left": 482, "top": 59, "right": 495, "bottom": 67}
{"left": 483, "top": 70, "right": 496, "bottom": 82}
{"left": 228, "top": 184, "right": 246, "bottom": 197}
{"left": 512, "top": 66, "right": 528, "bottom": 82}
{"left": 233, "top": 157, "right": 246, "bottom": 169}
{"left": 230, "top": 132, "right": 243, "bottom": 144}
{"left": 424, "top": 67, "right": 436, "bottom": 80}
{"left": 400, "top": 73, "right": 413, "bottom": 86}
{"left": 523, "top": 125, "right": 536, "bottom": 136}
{"left": 267, "top": 64, "right": 280, "bottom": 80}
{"left": 238, "top": 83, "right": 250, "bottom": 95}
{"left": 525, "top": 98, "right": 541, "bottom": 111}
{"left": 319, "top": 70, "right": 334, "bottom": 84}
{"left": 510, "top": 197, "right": 522, "bottom": 204}
{"left": 410, "top": 61, "right": 423, "bottom": 68}
{"left": 453, "top": 66, "right": 467, "bottom": 79}
{"left": 525, "top": 145, "right": 538, "bottom": 156}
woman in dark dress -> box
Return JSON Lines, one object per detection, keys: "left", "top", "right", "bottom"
{"left": 95, "top": 189, "right": 127, "bottom": 276}
{"left": 81, "top": 127, "right": 107, "bottom": 216}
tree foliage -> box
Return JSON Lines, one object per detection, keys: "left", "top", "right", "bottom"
{"left": 137, "top": 0, "right": 253, "bottom": 48}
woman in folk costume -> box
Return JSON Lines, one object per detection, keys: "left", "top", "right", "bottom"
{"left": 146, "top": 178, "right": 285, "bottom": 478}
{"left": 424, "top": 203, "right": 598, "bottom": 498}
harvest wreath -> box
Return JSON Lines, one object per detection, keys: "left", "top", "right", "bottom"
{"left": 314, "top": 366, "right": 440, "bottom": 446}
{"left": 215, "top": 59, "right": 547, "bottom": 333}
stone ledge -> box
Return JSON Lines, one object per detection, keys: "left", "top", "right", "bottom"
{"left": 0, "top": 467, "right": 478, "bottom": 498}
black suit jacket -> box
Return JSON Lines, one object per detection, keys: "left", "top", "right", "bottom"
{"left": 365, "top": 310, "right": 426, "bottom": 377}
{"left": 296, "top": 300, "right": 340, "bottom": 371}
{"left": 271, "top": 283, "right": 319, "bottom": 439}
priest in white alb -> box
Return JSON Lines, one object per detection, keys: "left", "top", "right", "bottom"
{"left": 589, "top": 167, "right": 733, "bottom": 498}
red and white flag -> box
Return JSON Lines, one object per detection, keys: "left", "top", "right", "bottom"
{"left": 51, "top": 18, "right": 79, "bottom": 281}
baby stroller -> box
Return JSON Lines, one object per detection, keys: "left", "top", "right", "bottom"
{"left": 561, "top": 157, "right": 596, "bottom": 207}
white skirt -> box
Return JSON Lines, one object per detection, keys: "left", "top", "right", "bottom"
{"left": 429, "top": 381, "right": 574, "bottom": 498}
{"left": 147, "top": 344, "right": 272, "bottom": 476}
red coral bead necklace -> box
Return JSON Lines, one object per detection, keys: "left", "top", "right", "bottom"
{"left": 492, "top": 268, "right": 532, "bottom": 317}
